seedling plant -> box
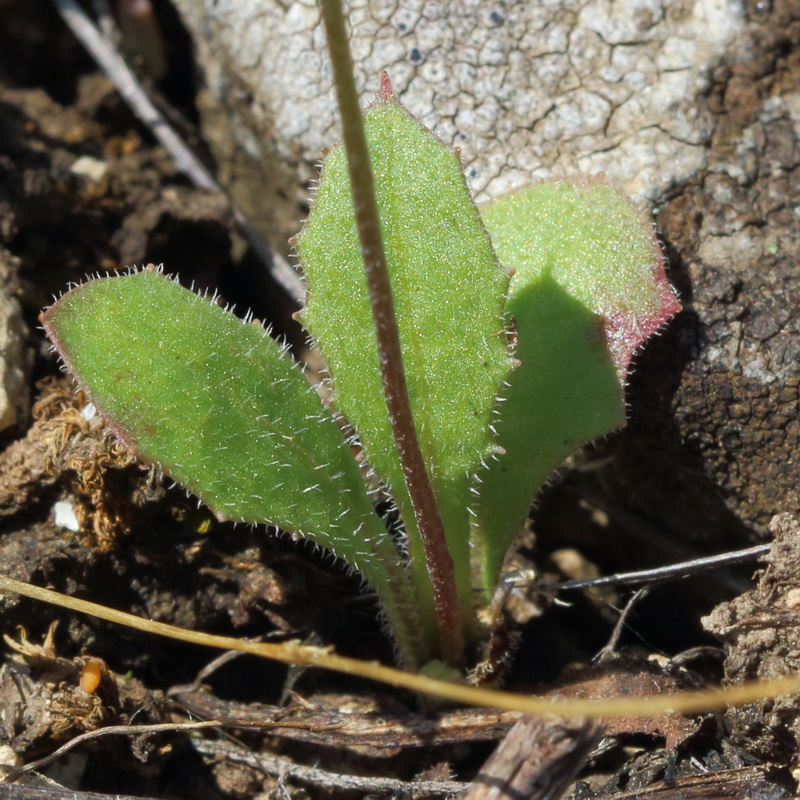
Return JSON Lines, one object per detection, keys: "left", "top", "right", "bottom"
{"left": 40, "top": 0, "right": 680, "bottom": 675}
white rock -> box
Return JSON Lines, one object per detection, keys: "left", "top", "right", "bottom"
{"left": 53, "top": 501, "right": 81, "bottom": 532}
{"left": 70, "top": 155, "right": 109, "bottom": 183}
{"left": 170, "top": 0, "right": 746, "bottom": 202}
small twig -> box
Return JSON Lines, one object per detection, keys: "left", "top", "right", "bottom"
{"left": 318, "top": 0, "right": 464, "bottom": 668}
{"left": 190, "top": 737, "right": 466, "bottom": 796}
{"left": 166, "top": 649, "right": 245, "bottom": 698}
{"left": 597, "top": 586, "right": 651, "bottom": 661}
{"left": 544, "top": 544, "right": 770, "bottom": 592}
{"left": 50, "top": 0, "right": 304, "bottom": 302}
{"left": 1, "top": 721, "right": 221, "bottom": 785}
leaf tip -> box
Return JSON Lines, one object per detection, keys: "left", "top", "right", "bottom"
{"left": 378, "top": 71, "right": 396, "bottom": 102}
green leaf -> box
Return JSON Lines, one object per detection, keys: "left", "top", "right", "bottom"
{"left": 42, "top": 268, "right": 424, "bottom": 666}
{"left": 295, "top": 89, "right": 512, "bottom": 641}
{"left": 473, "top": 177, "right": 681, "bottom": 592}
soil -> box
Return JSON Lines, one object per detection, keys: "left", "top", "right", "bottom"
{"left": 0, "top": 1, "right": 799, "bottom": 799}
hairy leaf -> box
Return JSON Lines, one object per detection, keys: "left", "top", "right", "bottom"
{"left": 296, "top": 88, "right": 512, "bottom": 639}
{"left": 473, "top": 177, "right": 681, "bottom": 591}
{"left": 42, "top": 268, "right": 423, "bottom": 665}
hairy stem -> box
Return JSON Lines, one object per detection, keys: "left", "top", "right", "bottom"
{"left": 318, "top": 0, "right": 464, "bottom": 668}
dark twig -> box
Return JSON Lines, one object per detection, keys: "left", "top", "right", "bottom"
{"left": 318, "top": 0, "right": 464, "bottom": 666}
{"left": 575, "top": 490, "right": 756, "bottom": 593}
{"left": 543, "top": 544, "right": 770, "bottom": 593}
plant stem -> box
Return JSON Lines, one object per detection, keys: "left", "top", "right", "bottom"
{"left": 318, "top": 0, "right": 464, "bottom": 668}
